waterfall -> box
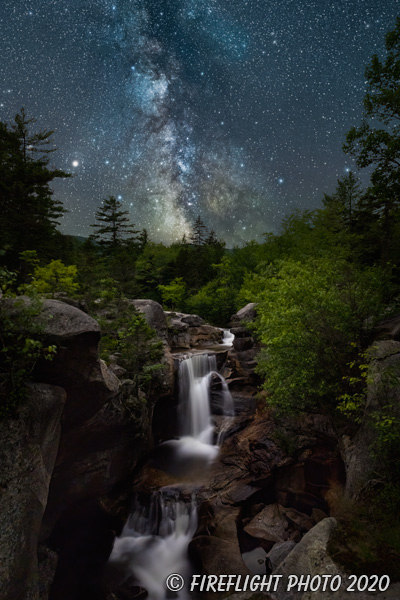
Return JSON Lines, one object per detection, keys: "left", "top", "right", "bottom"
{"left": 108, "top": 493, "right": 197, "bottom": 600}
{"left": 178, "top": 353, "right": 217, "bottom": 441}
{"left": 222, "top": 328, "right": 235, "bottom": 346}
{"left": 108, "top": 350, "right": 235, "bottom": 599}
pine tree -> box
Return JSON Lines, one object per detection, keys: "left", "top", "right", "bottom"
{"left": 90, "top": 196, "right": 139, "bottom": 250}
{"left": 343, "top": 18, "right": 400, "bottom": 258}
{"left": 0, "top": 109, "right": 70, "bottom": 262}
{"left": 190, "top": 215, "right": 208, "bottom": 246}
{"left": 322, "top": 172, "right": 362, "bottom": 232}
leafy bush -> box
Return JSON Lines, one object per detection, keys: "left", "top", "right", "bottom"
{"left": 249, "top": 257, "right": 387, "bottom": 414}
{"left": 0, "top": 270, "right": 56, "bottom": 418}
{"left": 97, "top": 298, "right": 164, "bottom": 398}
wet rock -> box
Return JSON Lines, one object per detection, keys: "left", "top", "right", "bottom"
{"left": 166, "top": 311, "right": 223, "bottom": 349}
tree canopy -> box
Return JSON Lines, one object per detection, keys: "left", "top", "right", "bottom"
{"left": 0, "top": 109, "right": 70, "bottom": 262}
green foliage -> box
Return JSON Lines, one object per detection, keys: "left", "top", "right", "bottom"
{"left": 0, "top": 109, "right": 70, "bottom": 264}
{"left": 343, "top": 18, "right": 400, "bottom": 262}
{"left": 328, "top": 499, "right": 400, "bottom": 578}
{"left": 0, "top": 270, "right": 56, "bottom": 418}
{"left": 27, "top": 259, "right": 79, "bottom": 297}
{"left": 250, "top": 257, "right": 387, "bottom": 413}
{"left": 90, "top": 195, "right": 139, "bottom": 250}
{"left": 158, "top": 277, "right": 187, "bottom": 310}
{"left": 187, "top": 256, "right": 237, "bottom": 325}
{"left": 97, "top": 298, "right": 164, "bottom": 398}
{"left": 336, "top": 351, "right": 370, "bottom": 423}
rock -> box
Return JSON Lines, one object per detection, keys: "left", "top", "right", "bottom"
{"left": 130, "top": 299, "right": 168, "bottom": 339}
{"left": 242, "top": 547, "right": 268, "bottom": 574}
{"left": 228, "top": 305, "right": 260, "bottom": 385}
{"left": 265, "top": 540, "right": 296, "bottom": 572}
{"left": 233, "top": 337, "right": 255, "bottom": 352}
{"left": 0, "top": 383, "right": 66, "bottom": 600}
{"left": 39, "top": 299, "right": 100, "bottom": 341}
{"left": 231, "top": 303, "right": 258, "bottom": 325}
{"left": 244, "top": 504, "right": 290, "bottom": 543}
{"left": 283, "top": 508, "right": 314, "bottom": 533}
{"left": 374, "top": 313, "right": 400, "bottom": 341}
{"left": 272, "top": 517, "right": 400, "bottom": 600}
{"left": 343, "top": 340, "right": 400, "bottom": 498}
{"left": 37, "top": 545, "right": 58, "bottom": 600}
{"left": 34, "top": 304, "right": 121, "bottom": 430}
{"left": 190, "top": 504, "right": 250, "bottom": 600}
{"left": 166, "top": 311, "right": 223, "bottom": 349}
{"left": 272, "top": 518, "right": 339, "bottom": 599}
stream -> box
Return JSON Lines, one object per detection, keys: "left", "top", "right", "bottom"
{"left": 108, "top": 334, "right": 235, "bottom": 599}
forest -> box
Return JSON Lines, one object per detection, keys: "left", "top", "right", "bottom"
{"left": 2, "top": 17, "right": 400, "bottom": 587}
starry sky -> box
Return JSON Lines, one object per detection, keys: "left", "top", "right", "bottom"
{"left": 1, "top": 0, "right": 399, "bottom": 245}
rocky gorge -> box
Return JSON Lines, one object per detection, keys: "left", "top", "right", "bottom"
{"left": 1, "top": 298, "right": 400, "bottom": 600}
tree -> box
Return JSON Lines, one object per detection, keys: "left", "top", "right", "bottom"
{"left": 322, "top": 172, "right": 362, "bottom": 232}
{"left": 0, "top": 109, "right": 70, "bottom": 262}
{"left": 91, "top": 196, "right": 139, "bottom": 250}
{"left": 343, "top": 18, "right": 400, "bottom": 257}
{"left": 30, "top": 259, "right": 79, "bottom": 297}
{"left": 190, "top": 215, "right": 208, "bottom": 246}
{"left": 250, "top": 257, "right": 387, "bottom": 414}
{"left": 158, "top": 277, "right": 186, "bottom": 310}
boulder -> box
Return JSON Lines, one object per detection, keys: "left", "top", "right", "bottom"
{"left": 244, "top": 504, "right": 290, "bottom": 543}
{"left": 272, "top": 518, "right": 339, "bottom": 599}
{"left": 190, "top": 506, "right": 250, "bottom": 599}
{"left": 231, "top": 304, "right": 258, "bottom": 325}
{"left": 0, "top": 383, "right": 66, "bottom": 600}
{"left": 166, "top": 311, "right": 223, "bottom": 349}
{"left": 130, "top": 299, "right": 168, "bottom": 340}
{"left": 272, "top": 517, "right": 400, "bottom": 600}
{"left": 265, "top": 540, "right": 296, "bottom": 572}
{"left": 39, "top": 299, "right": 100, "bottom": 341}
{"left": 33, "top": 301, "right": 117, "bottom": 430}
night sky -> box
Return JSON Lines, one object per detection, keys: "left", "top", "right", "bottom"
{"left": 1, "top": 0, "right": 399, "bottom": 245}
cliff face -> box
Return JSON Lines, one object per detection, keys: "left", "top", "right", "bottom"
{"left": 0, "top": 299, "right": 160, "bottom": 600}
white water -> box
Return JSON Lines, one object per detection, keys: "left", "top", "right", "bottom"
{"left": 109, "top": 494, "right": 197, "bottom": 600}
{"left": 108, "top": 352, "right": 235, "bottom": 599}
{"left": 222, "top": 328, "right": 235, "bottom": 346}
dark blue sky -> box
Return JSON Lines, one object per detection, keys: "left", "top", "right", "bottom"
{"left": 1, "top": 0, "right": 399, "bottom": 244}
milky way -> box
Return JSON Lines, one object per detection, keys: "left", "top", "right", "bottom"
{"left": 1, "top": 0, "right": 399, "bottom": 245}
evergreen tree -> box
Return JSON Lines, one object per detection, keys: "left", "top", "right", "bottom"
{"left": 0, "top": 109, "right": 70, "bottom": 262}
{"left": 90, "top": 195, "right": 139, "bottom": 250}
{"left": 138, "top": 228, "right": 149, "bottom": 250}
{"left": 319, "top": 172, "right": 363, "bottom": 239}
{"left": 190, "top": 215, "right": 208, "bottom": 246}
{"left": 343, "top": 18, "right": 400, "bottom": 258}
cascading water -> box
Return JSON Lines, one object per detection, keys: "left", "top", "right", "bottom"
{"left": 108, "top": 493, "right": 198, "bottom": 600}
{"left": 108, "top": 348, "right": 235, "bottom": 599}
